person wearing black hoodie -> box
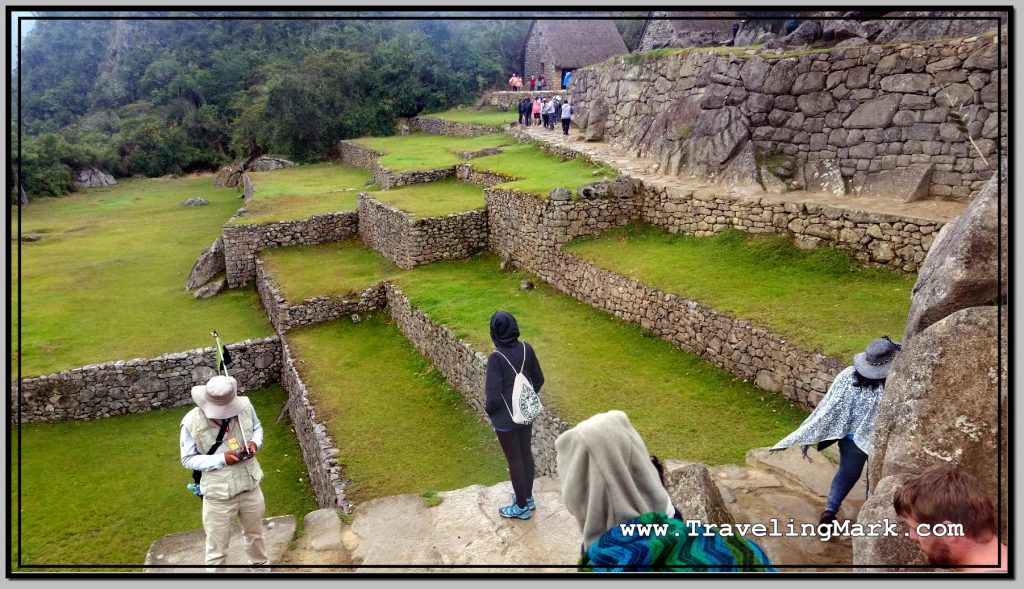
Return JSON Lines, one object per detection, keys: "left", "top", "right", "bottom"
{"left": 485, "top": 310, "right": 545, "bottom": 520}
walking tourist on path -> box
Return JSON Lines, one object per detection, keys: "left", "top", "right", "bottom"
{"left": 532, "top": 97, "right": 542, "bottom": 126}
{"left": 560, "top": 100, "right": 573, "bottom": 135}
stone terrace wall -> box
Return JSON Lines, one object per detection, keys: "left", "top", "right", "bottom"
{"left": 544, "top": 251, "right": 842, "bottom": 409}
{"left": 641, "top": 184, "right": 941, "bottom": 273}
{"left": 412, "top": 116, "right": 503, "bottom": 137}
{"left": 571, "top": 36, "right": 1006, "bottom": 200}
{"left": 377, "top": 166, "right": 455, "bottom": 191}
{"left": 357, "top": 193, "right": 488, "bottom": 269}
{"left": 254, "top": 258, "right": 386, "bottom": 333}
{"left": 485, "top": 187, "right": 640, "bottom": 276}
{"left": 338, "top": 141, "right": 381, "bottom": 171}
{"left": 14, "top": 338, "right": 281, "bottom": 423}
{"left": 384, "top": 284, "right": 568, "bottom": 475}
{"left": 455, "top": 163, "right": 513, "bottom": 188}
{"left": 222, "top": 212, "right": 359, "bottom": 287}
{"left": 280, "top": 337, "right": 350, "bottom": 510}
{"left": 482, "top": 90, "right": 562, "bottom": 111}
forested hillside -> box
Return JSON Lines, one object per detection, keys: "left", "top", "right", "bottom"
{"left": 14, "top": 13, "right": 596, "bottom": 198}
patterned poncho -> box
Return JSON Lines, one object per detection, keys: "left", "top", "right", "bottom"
{"left": 772, "top": 366, "right": 884, "bottom": 456}
{"left": 580, "top": 512, "right": 776, "bottom": 572}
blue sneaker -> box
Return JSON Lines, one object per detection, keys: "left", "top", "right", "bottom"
{"left": 499, "top": 503, "right": 532, "bottom": 519}
{"left": 511, "top": 493, "right": 536, "bottom": 511}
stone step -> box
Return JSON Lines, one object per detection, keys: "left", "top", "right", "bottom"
{"left": 145, "top": 515, "right": 296, "bottom": 572}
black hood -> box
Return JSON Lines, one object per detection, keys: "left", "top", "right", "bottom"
{"left": 489, "top": 310, "right": 520, "bottom": 348}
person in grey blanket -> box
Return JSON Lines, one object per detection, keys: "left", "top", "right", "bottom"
{"left": 771, "top": 336, "right": 901, "bottom": 525}
{"left": 484, "top": 310, "right": 544, "bottom": 520}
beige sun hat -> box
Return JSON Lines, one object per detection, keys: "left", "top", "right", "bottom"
{"left": 190, "top": 375, "right": 245, "bottom": 419}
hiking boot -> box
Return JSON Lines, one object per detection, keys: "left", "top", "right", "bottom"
{"left": 511, "top": 493, "right": 536, "bottom": 511}
{"left": 499, "top": 503, "right": 532, "bottom": 520}
{"left": 819, "top": 510, "right": 837, "bottom": 525}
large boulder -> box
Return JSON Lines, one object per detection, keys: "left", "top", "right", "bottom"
{"left": 821, "top": 20, "right": 868, "bottom": 42}
{"left": 856, "top": 163, "right": 933, "bottom": 203}
{"left": 214, "top": 163, "right": 243, "bottom": 188}
{"left": 73, "top": 167, "right": 116, "bottom": 189}
{"left": 783, "top": 20, "right": 822, "bottom": 46}
{"left": 584, "top": 99, "right": 610, "bottom": 142}
{"left": 249, "top": 156, "right": 296, "bottom": 172}
{"left": 875, "top": 11, "right": 1003, "bottom": 44}
{"left": 804, "top": 159, "right": 846, "bottom": 196}
{"left": 680, "top": 105, "right": 750, "bottom": 177}
{"left": 904, "top": 164, "right": 1007, "bottom": 340}
{"left": 185, "top": 237, "right": 226, "bottom": 290}
{"left": 869, "top": 306, "right": 1008, "bottom": 543}
{"left": 663, "top": 461, "right": 734, "bottom": 526}
{"left": 852, "top": 474, "right": 930, "bottom": 570}
{"left": 717, "top": 140, "right": 761, "bottom": 187}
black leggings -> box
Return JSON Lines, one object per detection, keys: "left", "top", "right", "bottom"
{"left": 496, "top": 426, "right": 535, "bottom": 508}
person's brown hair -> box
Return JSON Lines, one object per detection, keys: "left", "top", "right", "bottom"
{"left": 893, "top": 467, "right": 997, "bottom": 541}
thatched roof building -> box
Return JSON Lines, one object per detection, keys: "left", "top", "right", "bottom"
{"left": 523, "top": 19, "right": 627, "bottom": 89}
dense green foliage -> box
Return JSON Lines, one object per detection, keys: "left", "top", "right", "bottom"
{"left": 14, "top": 15, "right": 535, "bottom": 198}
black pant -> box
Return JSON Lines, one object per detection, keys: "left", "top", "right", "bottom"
{"left": 561, "top": 118, "right": 570, "bottom": 134}
{"left": 496, "top": 426, "right": 534, "bottom": 508}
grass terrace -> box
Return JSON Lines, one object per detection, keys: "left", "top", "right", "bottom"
{"left": 392, "top": 254, "right": 807, "bottom": 465}
{"left": 11, "top": 385, "right": 318, "bottom": 570}
{"left": 234, "top": 163, "right": 374, "bottom": 225}
{"left": 12, "top": 176, "right": 272, "bottom": 376}
{"left": 565, "top": 226, "right": 914, "bottom": 361}
{"left": 259, "top": 240, "right": 398, "bottom": 303}
{"left": 351, "top": 132, "right": 512, "bottom": 172}
{"left": 470, "top": 142, "right": 614, "bottom": 197}
{"left": 427, "top": 106, "right": 515, "bottom": 127}
{"left": 370, "top": 177, "right": 485, "bottom": 218}
{"left": 286, "top": 314, "right": 508, "bottom": 502}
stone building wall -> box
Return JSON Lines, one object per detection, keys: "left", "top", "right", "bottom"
{"left": 523, "top": 27, "right": 560, "bottom": 90}
{"left": 570, "top": 35, "right": 1005, "bottom": 201}
{"left": 280, "top": 336, "right": 350, "bottom": 510}
{"left": 384, "top": 284, "right": 568, "bottom": 475}
{"left": 640, "top": 183, "right": 942, "bottom": 273}
{"left": 14, "top": 338, "right": 281, "bottom": 423}
{"left": 357, "top": 193, "right": 489, "bottom": 269}
{"left": 412, "top": 116, "right": 503, "bottom": 137}
{"left": 222, "top": 212, "right": 359, "bottom": 287}
{"left": 543, "top": 251, "right": 842, "bottom": 409}
{"left": 254, "top": 258, "right": 386, "bottom": 333}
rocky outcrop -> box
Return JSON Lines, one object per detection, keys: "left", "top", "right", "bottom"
{"left": 583, "top": 99, "right": 610, "bottom": 142}
{"left": 852, "top": 474, "right": 928, "bottom": 571}
{"left": 248, "top": 155, "right": 295, "bottom": 172}
{"left": 875, "top": 11, "right": 1004, "bottom": 45}
{"left": 214, "top": 162, "right": 244, "bottom": 188}
{"left": 903, "top": 165, "right": 1007, "bottom": 340}
{"left": 73, "top": 167, "right": 116, "bottom": 189}
{"left": 862, "top": 306, "right": 1008, "bottom": 564}
{"left": 663, "top": 461, "right": 734, "bottom": 526}
{"left": 185, "top": 236, "right": 226, "bottom": 290}
{"left": 193, "top": 277, "right": 226, "bottom": 299}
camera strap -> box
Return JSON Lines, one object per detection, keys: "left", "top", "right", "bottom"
{"left": 191, "top": 420, "right": 232, "bottom": 489}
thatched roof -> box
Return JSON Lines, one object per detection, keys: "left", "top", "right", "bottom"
{"left": 528, "top": 20, "right": 628, "bottom": 69}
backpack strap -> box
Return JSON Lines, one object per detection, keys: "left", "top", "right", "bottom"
{"left": 191, "top": 419, "right": 231, "bottom": 488}
{"left": 494, "top": 348, "right": 522, "bottom": 376}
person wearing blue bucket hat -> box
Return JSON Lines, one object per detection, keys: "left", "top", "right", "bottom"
{"left": 771, "top": 336, "right": 902, "bottom": 525}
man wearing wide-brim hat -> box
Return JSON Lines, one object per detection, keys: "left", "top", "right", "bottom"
{"left": 770, "top": 336, "right": 902, "bottom": 525}
{"left": 180, "top": 375, "right": 267, "bottom": 570}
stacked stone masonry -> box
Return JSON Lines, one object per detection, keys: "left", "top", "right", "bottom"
{"left": 412, "top": 116, "right": 502, "bottom": 137}
{"left": 222, "top": 212, "right": 358, "bottom": 287}
{"left": 255, "top": 258, "right": 386, "bottom": 333}
{"left": 280, "top": 336, "right": 350, "bottom": 510}
{"left": 384, "top": 284, "right": 568, "bottom": 475}
{"left": 357, "top": 193, "right": 488, "bottom": 269}
{"left": 570, "top": 36, "right": 1006, "bottom": 201}
{"left": 455, "top": 163, "right": 513, "bottom": 188}
{"left": 545, "top": 250, "right": 841, "bottom": 410}
{"left": 337, "top": 140, "right": 456, "bottom": 190}
{"left": 482, "top": 90, "right": 563, "bottom": 111}
{"left": 14, "top": 338, "right": 281, "bottom": 423}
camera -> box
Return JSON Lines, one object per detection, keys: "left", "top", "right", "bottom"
{"left": 234, "top": 449, "right": 252, "bottom": 461}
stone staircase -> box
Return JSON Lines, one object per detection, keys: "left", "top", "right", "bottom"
{"left": 145, "top": 446, "right": 865, "bottom": 572}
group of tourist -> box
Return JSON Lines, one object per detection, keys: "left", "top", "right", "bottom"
{"left": 178, "top": 311, "right": 1006, "bottom": 573}
{"left": 517, "top": 95, "right": 573, "bottom": 135}
{"left": 508, "top": 73, "right": 552, "bottom": 92}
{"left": 482, "top": 313, "right": 1007, "bottom": 572}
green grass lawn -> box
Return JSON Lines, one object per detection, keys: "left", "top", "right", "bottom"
{"left": 259, "top": 240, "right": 398, "bottom": 302}
{"left": 566, "top": 226, "right": 913, "bottom": 362}
{"left": 370, "top": 177, "right": 485, "bottom": 218}
{"left": 351, "top": 133, "right": 513, "bottom": 172}
{"left": 390, "top": 254, "right": 807, "bottom": 465}
{"left": 233, "top": 163, "right": 374, "bottom": 225}
{"left": 12, "top": 176, "right": 273, "bottom": 376}
{"left": 470, "top": 142, "right": 615, "bottom": 197}
{"left": 10, "top": 385, "right": 318, "bottom": 570}
{"left": 427, "top": 106, "right": 515, "bottom": 127}
{"left": 285, "top": 314, "right": 508, "bottom": 503}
